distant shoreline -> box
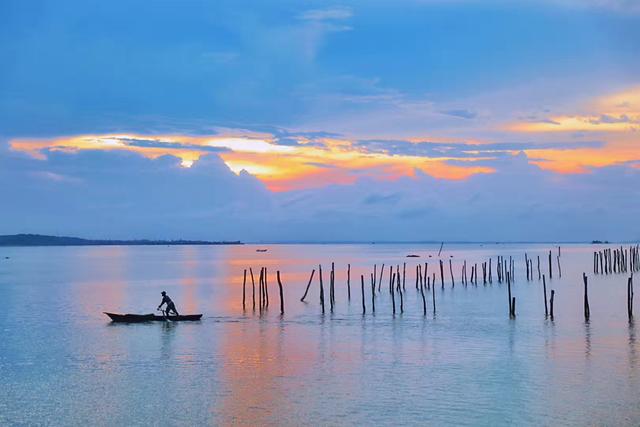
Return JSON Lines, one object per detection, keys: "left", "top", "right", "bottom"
{"left": 1, "top": 234, "right": 636, "bottom": 247}
{"left": 0, "top": 234, "right": 242, "bottom": 247}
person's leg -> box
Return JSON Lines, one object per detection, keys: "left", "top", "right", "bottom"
{"left": 169, "top": 302, "right": 179, "bottom": 316}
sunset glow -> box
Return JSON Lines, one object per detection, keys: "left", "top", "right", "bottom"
{"left": 10, "top": 85, "right": 639, "bottom": 192}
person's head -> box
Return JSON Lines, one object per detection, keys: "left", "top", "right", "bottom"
{"left": 161, "top": 291, "right": 166, "bottom": 296}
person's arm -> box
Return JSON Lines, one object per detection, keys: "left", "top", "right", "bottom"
{"left": 157, "top": 298, "right": 165, "bottom": 310}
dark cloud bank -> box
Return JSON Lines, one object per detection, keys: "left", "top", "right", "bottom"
{"left": 1, "top": 145, "right": 638, "bottom": 242}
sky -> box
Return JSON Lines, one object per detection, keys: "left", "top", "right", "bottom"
{"left": 1, "top": 0, "right": 639, "bottom": 242}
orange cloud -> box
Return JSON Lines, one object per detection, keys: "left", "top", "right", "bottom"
{"left": 10, "top": 133, "right": 498, "bottom": 191}
{"left": 504, "top": 86, "right": 640, "bottom": 173}
{"left": 508, "top": 86, "right": 640, "bottom": 133}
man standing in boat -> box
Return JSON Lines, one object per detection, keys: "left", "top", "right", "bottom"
{"left": 158, "top": 291, "right": 180, "bottom": 316}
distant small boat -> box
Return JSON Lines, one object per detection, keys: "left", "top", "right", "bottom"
{"left": 104, "top": 312, "right": 203, "bottom": 323}
{"left": 256, "top": 249, "right": 268, "bottom": 252}
{"left": 406, "top": 254, "right": 420, "bottom": 258}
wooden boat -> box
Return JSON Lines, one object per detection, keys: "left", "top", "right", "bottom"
{"left": 104, "top": 312, "right": 203, "bottom": 323}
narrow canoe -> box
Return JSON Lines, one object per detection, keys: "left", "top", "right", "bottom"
{"left": 104, "top": 312, "right": 203, "bottom": 322}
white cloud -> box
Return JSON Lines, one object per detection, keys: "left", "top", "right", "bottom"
{"left": 299, "top": 7, "right": 353, "bottom": 21}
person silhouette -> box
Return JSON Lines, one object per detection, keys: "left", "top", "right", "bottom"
{"left": 157, "top": 291, "right": 180, "bottom": 316}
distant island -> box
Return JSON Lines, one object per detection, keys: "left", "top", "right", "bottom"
{"left": 0, "top": 234, "right": 242, "bottom": 247}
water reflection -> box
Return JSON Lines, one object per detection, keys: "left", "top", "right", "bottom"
{"left": 178, "top": 246, "right": 199, "bottom": 313}
{"left": 629, "top": 319, "right": 637, "bottom": 371}
{"left": 214, "top": 319, "right": 292, "bottom": 425}
{"left": 160, "top": 321, "right": 177, "bottom": 360}
{"left": 584, "top": 321, "right": 592, "bottom": 359}
{"left": 74, "top": 246, "right": 129, "bottom": 317}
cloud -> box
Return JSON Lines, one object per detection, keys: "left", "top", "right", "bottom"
{"left": 0, "top": 147, "right": 270, "bottom": 240}
{"left": 272, "top": 151, "right": 640, "bottom": 242}
{"left": 2, "top": 146, "right": 638, "bottom": 241}
{"left": 299, "top": 7, "right": 353, "bottom": 21}
{"left": 304, "top": 162, "right": 337, "bottom": 169}
{"left": 353, "top": 139, "right": 604, "bottom": 158}
{"left": 440, "top": 109, "right": 477, "bottom": 119}
{"left": 588, "top": 114, "right": 635, "bottom": 124}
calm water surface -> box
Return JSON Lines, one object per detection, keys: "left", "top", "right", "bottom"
{"left": 1, "top": 243, "right": 638, "bottom": 426}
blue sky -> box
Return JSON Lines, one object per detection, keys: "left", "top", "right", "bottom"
{"left": 1, "top": 0, "right": 639, "bottom": 241}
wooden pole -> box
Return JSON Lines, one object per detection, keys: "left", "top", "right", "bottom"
{"left": 556, "top": 256, "right": 562, "bottom": 278}
{"left": 330, "top": 262, "right": 335, "bottom": 312}
{"left": 370, "top": 273, "right": 375, "bottom": 313}
{"left": 507, "top": 272, "right": 513, "bottom": 317}
{"left": 378, "top": 264, "right": 385, "bottom": 292}
{"left": 332, "top": 263, "right": 336, "bottom": 304}
{"left": 543, "top": 274, "right": 548, "bottom": 317}
{"left": 250, "top": 267, "right": 256, "bottom": 311}
{"left": 512, "top": 297, "right": 516, "bottom": 317}
{"left": 550, "top": 290, "right": 555, "bottom": 320}
{"left": 489, "top": 258, "right": 492, "bottom": 283}
{"left": 628, "top": 275, "right": 634, "bottom": 320}
{"left": 583, "top": 273, "right": 590, "bottom": 321}
{"left": 415, "top": 264, "right": 420, "bottom": 290}
{"left": 402, "top": 262, "right": 406, "bottom": 290}
{"left": 258, "top": 267, "right": 263, "bottom": 309}
{"left": 347, "top": 264, "right": 351, "bottom": 301}
{"left": 440, "top": 259, "right": 445, "bottom": 289}
{"left": 510, "top": 257, "right": 514, "bottom": 282}
{"left": 449, "top": 259, "right": 455, "bottom": 287}
{"left": 388, "top": 268, "right": 394, "bottom": 294}
{"left": 474, "top": 263, "right": 478, "bottom": 286}
{"left": 373, "top": 264, "right": 377, "bottom": 289}
{"left": 390, "top": 272, "right": 396, "bottom": 315}
{"left": 424, "top": 263, "right": 429, "bottom": 288}
{"left": 265, "top": 267, "right": 269, "bottom": 308}
{"left": 431, "top": 273, "right": 436, "bottom": 314}
{"left": 420, "top": 281, "right": 427, "bottom": 315}
{"left": 319, "top": 264, "right": 325, "bottom": 314}
{"left": 277, "top": 270, "right": 284, "bottom": 315}
{"left": 263, "top": 267, "right": 267, "bottom": 308}
{"left": 242, "top": 269, "right": 247, "bottom": 311}
{"left": 463, "top": 260, "right": 467, "bottom": 285}
{"left": 397, "top": 269, "right": 404, "bottom": 313}
{"left": 482, "top": 262, "right": 487, "bottom": 285}
{"left": 549, "top": 251, "right": 553, "bottom": 279}
{"left": 361, "top": 275, "right": 366, "bottom": 314}
{"left": 300, "top": 269, "right": 316, "bottom": 302}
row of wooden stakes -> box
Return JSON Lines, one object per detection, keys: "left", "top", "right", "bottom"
{"left": 239, "top": 256, "right": 634, "bottom": 321}
{"left": 241, "top": 267, "right": 285, "bottom": 314}
{"left": 525, "top": 249, "right": 562, "bottom": 281}
{"left": 593, "top": 245, "right": 640, "bottom": 275}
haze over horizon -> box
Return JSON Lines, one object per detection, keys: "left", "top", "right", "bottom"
{"left": 1, "top": 0, "right": 639, "bottom": 242}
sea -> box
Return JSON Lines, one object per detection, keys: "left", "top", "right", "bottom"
{"left": 1, "top": 243, "right": 638, "bottom": 426}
